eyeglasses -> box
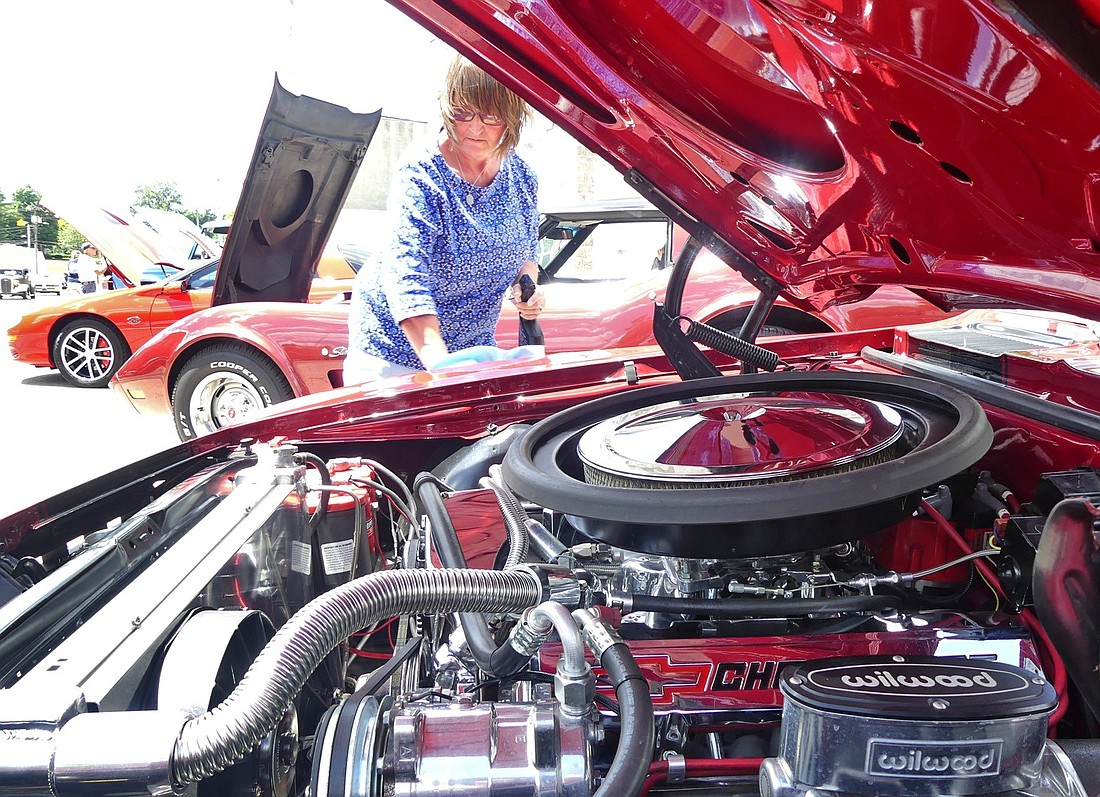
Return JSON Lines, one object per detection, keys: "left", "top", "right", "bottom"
{"left": 451, "top": 107, "right": 504, "bottom": 126}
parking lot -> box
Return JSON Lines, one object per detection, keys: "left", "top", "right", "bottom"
{"left": 0, "top": 291, "right": 179, "bottom": 519}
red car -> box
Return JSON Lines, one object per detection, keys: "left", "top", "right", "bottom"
{"left": 6, "top": 90, "right": 369, "bottom": 388}
{"left": 113, "top": 197, "right": 950, "bottom": 439}
{"left": 5, "top": 3, "right": 1100, "bottom": 797}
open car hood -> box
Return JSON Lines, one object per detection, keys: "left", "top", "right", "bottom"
{"left": 130, "top": 208, "right": 221, "bottom": 261}
{"left": 385, "top": 0, "right": 1100, "bottom": 318}
{"left": 40, "top": 197, "right": 189, "bottom": 286}
{"left": 210, "top": 77, "right": 381, "bottom": 305}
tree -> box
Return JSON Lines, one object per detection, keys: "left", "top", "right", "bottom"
{"left": 184, "top": 207, "right": 218, "bottom": 227}
{"left": 56, "top": 219, "right": 85, "bottom": 255}
{"left": 133, "top": 181, "right": 216, "bottom": 230}
{"left": 3, "top": 185, "right": 61, "bottom": 257}
{"left": 0, "top": 197, "right": 20, "bottom": 246}
{"left": 132, "top": 181, "right": 183, "bottom": 212}
{"left": 12, "top": 185, "right": 43, "bottom": 214}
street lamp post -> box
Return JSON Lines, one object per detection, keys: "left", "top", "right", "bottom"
{"left": 30, "top": 215, "right": 42, "bottom": 273}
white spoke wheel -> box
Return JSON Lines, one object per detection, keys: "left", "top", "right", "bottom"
{"left": 51, "top": 318, "right": 130, "bottom": 388}
{"left": 172, "top": 345, "right": 293, "bottom": 440}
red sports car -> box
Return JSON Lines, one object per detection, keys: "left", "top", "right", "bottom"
{"left": 4, "top": 3, "right": 1100, "bottom": 797}
{"left": 112, "top": 196, "right": 951, "bottom": 439}
{"left": 6, "top": 91, "right": 369, "bottom": 388}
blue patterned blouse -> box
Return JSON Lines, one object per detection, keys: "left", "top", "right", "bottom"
{"left": 349, "top": 140, "right": 539, "bottom": 370}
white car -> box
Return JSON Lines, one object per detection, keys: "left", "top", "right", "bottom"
{"left": 31, "top": 271, "right": 64, "bottom": 295}
{"left": 0, "top": 268, "right": 34, "bottom": 299}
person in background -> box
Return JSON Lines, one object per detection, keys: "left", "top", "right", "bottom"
{"left": 345, "top": 55, "right": 545, "bottom": 383}
{"left": 75, "top": 242, "right": 106, "bottom": 294}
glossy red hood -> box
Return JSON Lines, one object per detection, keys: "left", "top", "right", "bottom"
{"left": 387, "top": 0, "right": 1100, "bottom": 318}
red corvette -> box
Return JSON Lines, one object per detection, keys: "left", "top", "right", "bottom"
{"left": 4, "top": 3, "right": 1100, "bottom": 797}
{"left": 113, "top": 197, "right": 950, "bottom": 439}
{"left": 6, "top": 91, "right": 367, "bottom": 388}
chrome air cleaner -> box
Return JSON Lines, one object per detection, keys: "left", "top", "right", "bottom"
{"left": 576, "top": 392, "right": 907, "bottom": 488}
{"left": 502, "top": 373, "right": 992, "bottom": 558}
{"left": 760, "top": 656, "right": 1058, "bottom": 796}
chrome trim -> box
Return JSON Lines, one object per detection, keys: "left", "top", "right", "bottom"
{"left": 13, "top": 461, "right": 302, "bottom": 705}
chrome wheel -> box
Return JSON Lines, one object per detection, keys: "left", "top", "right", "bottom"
{"left": 173, "top": 345, "right": 294, "bottom": 440}
{"left": 187, "top": 371, "right": 267, "bottom": 435}
{"left": 53, "top": 320, "right": 129, "bottom": 387}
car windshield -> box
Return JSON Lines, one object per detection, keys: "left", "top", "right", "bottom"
{"left": 541, "top": 218, "right": 671, "bottom": 281}
{"left": 168, "top": 260, "right": 217, "bottom": 288}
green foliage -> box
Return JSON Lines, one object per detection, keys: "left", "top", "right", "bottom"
{"left": 11, "top": 185, "right": 42, "bottom": 212}
{"left": 0, "top": 201, "right": 21, "bottom": 246}
{"left": 56, "top": 220, "right": 85, "bottom": 255}
{"left": 133, "top": 182, "right": 217, "bottom": 231}
{"left": 184, "top": 207, "right": 218, "bottom": 227}
{"left": 0, "top": 184, "right": 61, "bottom": 255}
{"left": 133, "top": 181, "right": 184, "bottom": 212}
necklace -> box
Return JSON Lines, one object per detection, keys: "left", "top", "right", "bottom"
{"left": 462, "top": 161, "right": 489, "bottom": 206}
{"left": 453, "top": 149, "right": 492, "bottom": 206}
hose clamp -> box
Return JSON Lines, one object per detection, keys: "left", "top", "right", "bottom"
{"left": 513, "top": 564, "right": 584, "bottom": 609}
{"left": 664, "top": 752, "right": 687, "bottom": 784}
{"left": 572, "top": 609, "right": 623, "bottom": 660}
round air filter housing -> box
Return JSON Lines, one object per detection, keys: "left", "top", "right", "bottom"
{"left": 577, "top": 391, "right": 907, "bottom": 488}
{"left": 502, "top": 373, "right": 991, "bottom": 558}
{"left": 761, "top": 656, "right": 1057, "bottom": 796}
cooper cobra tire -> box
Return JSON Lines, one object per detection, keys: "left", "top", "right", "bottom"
{"left": 173, "top": 343, "right": 294, "bottom": 440}
{"left": 52, "top": 317, "right": 131, "bottom": 387}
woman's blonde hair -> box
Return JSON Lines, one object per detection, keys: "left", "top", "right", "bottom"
{"left": 440, "top": 56, "right": 529, "bottom": 157}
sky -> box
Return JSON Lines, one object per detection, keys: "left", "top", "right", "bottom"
{"left": 0, "top": 0, "right": 454, "bottom": 216}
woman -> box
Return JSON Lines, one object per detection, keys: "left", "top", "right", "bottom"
{"left": 346, "top": 56, "right": 545, "bottom": 383}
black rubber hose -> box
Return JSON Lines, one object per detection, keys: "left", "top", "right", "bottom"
{"left": 413, "top": 474, "right": 531, "bottom": 676}
{"left": 624, "top": 593, "right": 900, "bottom": 618}
{"left": 910, "top": 565, "right": 977, "bottom": 609}
{"left": 297, "top": 452, "right": 332, "bottom": 530}
{"left": 596, "top": 643, "right": 654, "bottom": 797}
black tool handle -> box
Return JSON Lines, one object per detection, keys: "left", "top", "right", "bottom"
{"left": 518, "top": 274, "right": 544, "bottom": 347}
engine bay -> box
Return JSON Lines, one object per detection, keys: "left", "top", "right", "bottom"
{"left": 1, "top": 316, "right": 1100, "bottom": 796}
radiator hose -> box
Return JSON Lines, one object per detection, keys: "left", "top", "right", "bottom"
{"left": 172, "top": 567, "right": 543, "bottom": 785}
{"left": 574, "top": 609, "right": 655, "bottom": 796}
{"left": 415, "top": 474, "right": 533, "bottom": 676}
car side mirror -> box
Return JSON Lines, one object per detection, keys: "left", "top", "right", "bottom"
{"left": 161, "top": 281, "right": 188, "bottom": 296}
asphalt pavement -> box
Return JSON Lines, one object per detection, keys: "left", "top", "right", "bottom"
{"left": 0, "top": 290, "right": 180, "bottom": 519}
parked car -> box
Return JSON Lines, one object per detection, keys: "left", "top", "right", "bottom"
{"left": 0, "top": 244, "right": 52, "bottom": 296}
{"left": 7, "top": 90, "right": 370, "bottom": 388}
{"left": 112, "top": 198, "right": 951, "bottom": 438}
{"left": 130, "top": 207, "right": 222, "bottom": 263}
{"left": 0, "top": 267, "right": 34, "bottom": 299}
{"left": 7, "top": 254, "right": 357, "bottom": 387}
{"left": 31, "top": 270, "right": 64, "bottom": 295}
{"left": 4, "top": 4, "right": 1100, "bottom": 797}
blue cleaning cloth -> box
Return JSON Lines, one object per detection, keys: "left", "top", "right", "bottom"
{"left": 429, "top": 345, "right": 545, "bottom": 372}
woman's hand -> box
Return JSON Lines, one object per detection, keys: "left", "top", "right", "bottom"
{"left": 510, "top": 277, "right": 545, "bottom": 321}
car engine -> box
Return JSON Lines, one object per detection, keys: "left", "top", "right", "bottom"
{"left": 0, "top": 372, "right": 1097, "bottom": 796}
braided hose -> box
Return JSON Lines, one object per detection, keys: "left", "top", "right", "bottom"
{"left": 172, "top": 568, "right": 541, "bottom": 785}
{"left": 680, "top": 317, "right": 781, "bottom": 371}
{"left": 480, "top": 465, "right": 531, "bottom": 568}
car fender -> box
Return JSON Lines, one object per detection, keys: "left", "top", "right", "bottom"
{"left": 155, "top": 302, "right": 350, "bottom": 400}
